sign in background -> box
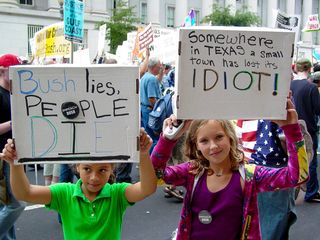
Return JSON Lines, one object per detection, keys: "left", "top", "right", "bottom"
{"left": 10, "top": 65, "right": 139, "bottom": 164}
{"left": 34, "top": 22, "right": 71, "bottom": 59}
{"left": 64, "top": 0, "right": 84, "bottom": 43}
{"left": 275, "top": 10, "right": 301, "bottom": 44}
{"left": 175, "top": 26, "right": 295, "bottom": 120}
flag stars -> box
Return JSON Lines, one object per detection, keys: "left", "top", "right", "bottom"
{"left": 260, "top": 133, "right": 264, "bottom": 138}
{"left": 269, "top": 147, "right": 274, "bottom": 152}
{"left": 257, "top": 147, "right": 262, "bottom": 152}
{"left": 264, "top": 140, "right": 268, "bottom": 145}
{"left": 268, "top": 132, "right": 272, "bottom": 137}
{"left": 265, "top": 125, "right": 268, "bottom": 130}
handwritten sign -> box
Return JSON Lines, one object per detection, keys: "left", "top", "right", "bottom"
{"left": 175, "top": 26, "right": 295, "bottom": 120}
{"left": 34, "top": 22, "right": 71, "bottom": 59}
{"left": 10, "top": 65, "right": 139, "bottom": 164}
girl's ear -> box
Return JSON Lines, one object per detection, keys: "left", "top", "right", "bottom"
{"left": 76, "top": 164, "right": 80, "bottom": 173}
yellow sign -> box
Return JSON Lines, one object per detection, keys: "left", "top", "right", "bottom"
{"left": 34, "top": 22, "right": 71, "bottom": 58}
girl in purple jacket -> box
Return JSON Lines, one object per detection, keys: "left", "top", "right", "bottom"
{"left": 151, "top": 98, "right": 308, "bottom": 240}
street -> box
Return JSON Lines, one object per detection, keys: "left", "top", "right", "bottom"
{"left": 15, "top": 162, "right": 320, "bottom": 240}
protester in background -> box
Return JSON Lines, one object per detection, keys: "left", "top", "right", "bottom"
{"left": 0, "top": 53, "right": 25, "bottom": 240}
{"left": 158, "top": 64, "right": 172, "bottom": 95}
{"left": 140, "top": 57, "right": 162, "bottom": 153}
{"left": 236, "top": 119, "right": 299, "bottom": 240}
{"left": 43, "top": 164, "right": 60, "bottom": 186}
{"left": 1, "top": 128, "right": 157, "bottom": 240}
{"left": 139, "top": 48, "right": 150, "bottom": 78}
{"left": 151, "top": 97, "right": 308, "bottom": 239}
{"left": 291, "top": 58, "right": 320, "bottom": 202}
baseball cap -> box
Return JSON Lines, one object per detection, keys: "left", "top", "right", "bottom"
{"left": 295, "top": 58, "right": 312, "bottom": 72}
{"left": 0, "top": 54, "right": 22, "bottom": 68}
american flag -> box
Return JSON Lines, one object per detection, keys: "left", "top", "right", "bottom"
{"left": 236, "top": 119, "right": 288, "bottom": 167}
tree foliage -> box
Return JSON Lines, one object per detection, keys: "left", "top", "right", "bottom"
{"left": 98, "top": 0, "right": 139, "bottom": 54}
{"left": 201, "top": 4, "right": 261, "bottom": 26}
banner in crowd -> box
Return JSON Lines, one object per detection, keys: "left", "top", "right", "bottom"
{"left": 275, "top": 10, "right": 300, "bottom": 44}
{"left": 34, "top": 22, "right": 71, "bottom": 59}
{"left": 303, "top": 14, "right": 320, "bottom": 32}
{"left": 183, "top": 9, "right": 196, "bottom": 27}
{"left": 175, "top": 26, "right": 295, "bottom": 120}
{"left": 10, "top": 65, "right": 139, "bottom": 164}
{"left": 138, "top": 23, "right": 154, "bottom": 52}
{"left": 63, "top": 0, "right": 84, "bottom": 43}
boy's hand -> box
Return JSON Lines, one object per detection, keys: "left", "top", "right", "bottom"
{"left": 140, "top": 128, "right": 153, "bottom": 155}
{"left": 0, "top": 139, "right": 17, "bottom": 164}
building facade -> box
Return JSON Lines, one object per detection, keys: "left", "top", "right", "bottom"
{"left": 129, "top": 0, "right": 320, "bottom": 44}
{"left": 0, "top": 0, "right": 319, "bottom": 61}
{"left": 0, "top": 0, "right": 110, "bottom": 60}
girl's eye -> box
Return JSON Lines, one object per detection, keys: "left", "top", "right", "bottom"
{"left": 100, "top": 169, "right": 108, "bottom": 173}
{"left": 83, "top": 167, "right": 90, "bottom": 172}
{"left": 199, "top": 139, "right": 208, "bottom": 144}
{"left": 216, "top": 135, "right": 224, "bottom": 140}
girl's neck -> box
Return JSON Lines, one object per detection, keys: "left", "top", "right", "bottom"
{"left": 210, "top": 162, "right": 232, "bottom": 177}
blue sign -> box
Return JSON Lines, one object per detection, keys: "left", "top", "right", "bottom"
{"left": 64, "top": 0, "right": 84, "bottom": 43}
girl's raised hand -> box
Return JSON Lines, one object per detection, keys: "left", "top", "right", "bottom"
{"left": 162, "top": 114, "right": 192, "bottom": 140}
{"left": 272, "top": 96, "right": 298, "bottom": 127}
{"left": 140, "top": 128, "right": 153, "bottom": 155}
{"left": 0, "top": 139, "right": 17, "bottom": 163}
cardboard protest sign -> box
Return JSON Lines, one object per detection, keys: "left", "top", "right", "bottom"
{"left": 64, "top": 0, "right": 84, "bottom": 43}
{"left": 175, "top": 26, "right": 295, "bottom": 120}
{"left": 10, "top": 65, "right": 139, "bottom": 164}
{"left": 34, "top": 22, "right": 71, "bottom": 59}
{"left": 275, "top": 10, "right": 300, "bottom": 44}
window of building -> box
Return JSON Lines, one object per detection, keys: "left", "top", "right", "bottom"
{"left": 27, "top": 24, "right": 43, "bottom": 57}
{"left": 167, "top": 6, "right": 175, "bottom": 28}
{"left": 141, "top": 2, "right": 147, "bottom": 24}
{"left": 20, "top": 0, "right": 33, "bottom": 5}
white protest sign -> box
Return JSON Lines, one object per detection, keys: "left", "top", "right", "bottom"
{"left": 138, "top": 23, "right": 153, "bottom": 52}
{"left": 10, "top": 65, "right": 139, "bottom": 164}
{"left": 275, "top": 10, "right": 300, "bottom": 44}
{"left": 175, "top": 26, "right": 295, "bottom": 120}
{"left": 97, "top": 24, "right": 107, "bottom": 55}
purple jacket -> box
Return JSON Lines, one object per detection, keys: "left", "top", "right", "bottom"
{"left": 151, "top": 123, "right": 308, "bottom": 240}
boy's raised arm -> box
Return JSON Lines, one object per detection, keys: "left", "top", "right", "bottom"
{"left": 1, "top": 139, "right": 52, "bottom": 205}
{"left": 125, "top": 129, "right": 157, "bottom": 203}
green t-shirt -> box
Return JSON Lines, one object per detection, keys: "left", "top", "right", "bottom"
{"left": 46, "top": 180, "right": 131, "bottom": 240}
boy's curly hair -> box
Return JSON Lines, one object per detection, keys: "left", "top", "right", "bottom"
{"left": 184, "top": 120, "right": 244, "bottom": 175}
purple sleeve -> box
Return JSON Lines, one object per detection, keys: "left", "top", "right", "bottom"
{"left": 151, "top": 135, "right": 190, "bottom": 186}
{"left": 254, "top": 123, "right": 308, "bottom": 192}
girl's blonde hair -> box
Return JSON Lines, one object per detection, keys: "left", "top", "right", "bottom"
{"left": 184, "top": 120, "right": 244, "bottom": 175}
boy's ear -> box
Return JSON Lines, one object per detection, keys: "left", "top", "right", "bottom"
{"left": 76, "top": 164, "right": 80, "bottom": 173}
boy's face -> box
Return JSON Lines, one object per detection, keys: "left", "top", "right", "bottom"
{"left": 77, "top": 163, "right": 113, "bottom": 198}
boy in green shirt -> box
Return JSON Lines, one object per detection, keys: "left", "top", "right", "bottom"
{"left": 1, "top": 129, "right": 157, "bottom": 240}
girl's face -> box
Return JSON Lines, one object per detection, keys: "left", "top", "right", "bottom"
{"left": 77, "top": 163, "right": 113, "bottom": 198}
{"left": 196, "top": 120, "right": 231, "bottom": 167}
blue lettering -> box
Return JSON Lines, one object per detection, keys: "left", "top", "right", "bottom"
{"left": 18, "top": 70, "right": 38, "bottom": 94}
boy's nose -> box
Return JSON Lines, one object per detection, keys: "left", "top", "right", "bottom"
{"left": 90, "top": 172, "right": 99, "bottom": 181}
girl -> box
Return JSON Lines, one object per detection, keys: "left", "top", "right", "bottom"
{"left": 1, "top": 128, "right": 157, "bottom": 240}
{"left": 151, "top": 98, "right": 309, "bottom": 240}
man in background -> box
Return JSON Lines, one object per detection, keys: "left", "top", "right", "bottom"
{"left": 0, "top": 54, "right": 25, "bottom": 240}
{"left": 291, "top": 58, "right": 320, "bottom": 202}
